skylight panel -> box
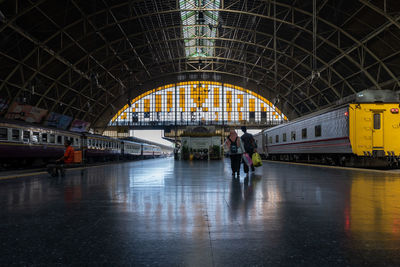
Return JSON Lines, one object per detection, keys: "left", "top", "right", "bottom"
{"left": 180, "top": 0, "right": 220, "bottom": 59}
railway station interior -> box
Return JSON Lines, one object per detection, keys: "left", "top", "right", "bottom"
{"left": 1, "top": 0, "right": 400, "bottom": 266}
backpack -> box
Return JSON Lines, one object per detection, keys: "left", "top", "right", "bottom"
{"left": 228, "top": 137, "right": 238, "bottom": 154}
{"left": 242, "top": 134, "right": 256, "bottom": 153}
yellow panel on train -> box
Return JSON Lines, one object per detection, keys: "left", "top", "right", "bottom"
{"left": 349, "top": 103, "right": 400, "bottom": 156}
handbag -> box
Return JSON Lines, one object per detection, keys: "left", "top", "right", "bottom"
{"left": 242, "top": 153, "right": 253, "bottom": 167}
{"left": 252, "top": 152, "right": 262, "bottom": 167}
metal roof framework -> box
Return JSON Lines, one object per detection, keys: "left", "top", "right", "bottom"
{"left": 0, "top": 0, "right": 399, "bottom": 130}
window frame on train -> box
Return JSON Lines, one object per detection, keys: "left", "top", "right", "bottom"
{"left": 373, "top": 113, "right": 381, "bottom": 130}
{"left": 49, "top": 134, "right": 55, "bottom": 144}
{"left": 301, "top": 128, "right": 307, "bottom": 139}
{"left": 315, "top": 125, "right": 322, "bottom": 137}
{"left": 283, "top": 133, "right": 287, "bottom": 142}
{"left": 0, "top": 127, "right": 8, "bottom": 140}
{"left": 291, "top": 131, "right": 296, "bottom": 141}
{"left": 23, "top": 130, "right": 30, "bottom": 142}
{"left": 42, "top": 133, "right": 48, "bottom": 143}
{"left": 32, "top": 132, "right": 40, "bottom": 143}
{"left": 12, "top": 129, "right": 20, "bottom": 141}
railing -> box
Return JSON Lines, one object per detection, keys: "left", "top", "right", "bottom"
{"left": 109, "top": 120, "right": 285, "bottom": 128}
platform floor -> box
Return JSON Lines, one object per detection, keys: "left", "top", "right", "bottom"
{"left": 1, "top": 158, "right": 400, "bottom": 266}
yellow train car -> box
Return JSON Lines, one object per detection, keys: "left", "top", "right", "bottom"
{"left": 264, "top": 90, "right": 400, "bottom": 168}
{"left": 349, "top": 103, "right": 400, "bottom": 158}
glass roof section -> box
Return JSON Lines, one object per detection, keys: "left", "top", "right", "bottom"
{"left": 179, "top": 0, "right": 220, "bottom": 59}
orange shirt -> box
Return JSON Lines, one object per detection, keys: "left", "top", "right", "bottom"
{"left": 64, "top": 146, "right": 75, "bottom": 164}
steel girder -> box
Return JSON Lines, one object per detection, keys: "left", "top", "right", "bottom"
{"left": 0, "top": 0, "right": 399, "bottom": 128}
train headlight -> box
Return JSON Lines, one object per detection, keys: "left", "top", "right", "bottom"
{"left": 390, "top": 108, "right": 399, "bottom": 114}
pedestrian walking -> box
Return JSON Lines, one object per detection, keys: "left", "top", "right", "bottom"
{"left": 225, "top": 129, "right": 243, "bottom": 178}
{"left": 240, "top": 126, "right": 257, "bottom": 174}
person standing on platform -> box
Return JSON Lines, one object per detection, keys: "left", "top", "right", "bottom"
{"left": 225, "top": 129, "right": 242, "bottom": 178}
{"left": 240, "top": 126, "right": 256, "bottom": 174}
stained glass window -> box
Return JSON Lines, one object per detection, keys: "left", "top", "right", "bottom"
{"left": 109, "top": 81, "right": 287, "bottom": 127}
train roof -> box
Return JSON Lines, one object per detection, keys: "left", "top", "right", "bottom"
{"left": 264, "top": 90, "right": 399, "bottom": 133}
{"left": 122, "top": 137, "right": 171, "bottom": 149}
{"left": 263, "top": 104, "right": 349, "bottom": 133}
{"left": 0, "top": 118, "right": 81, "bottom": 135}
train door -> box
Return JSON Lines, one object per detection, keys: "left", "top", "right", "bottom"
{"left": 372, "top": 111, "right": 384, "bottom": 148}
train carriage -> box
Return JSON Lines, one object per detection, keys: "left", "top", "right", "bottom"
{"left": 253, "top": 132, "right": 266, "bottom": 159}
{"left": 85, "top": 134, "right": 122, "bottom": 161}
{"left": 121, "top": 140, "right": 142, "bottom": 159}
{"left": 0, "top": 120, "right": 164, "bottom": 167}
{"left": 0, "top": 120, "right": 80, "bottom": 166}
{"left": 142, "top": 144, "right": 158, "bottom": 158}
{"left": 264, "top": 90, "right": 400, "bottom": 167}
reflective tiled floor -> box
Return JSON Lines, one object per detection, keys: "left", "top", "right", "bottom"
{"left": 1, "top": 158, "right": 400, "bottom": 266}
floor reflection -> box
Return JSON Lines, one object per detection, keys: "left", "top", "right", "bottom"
{"left": 348, "top": 173, "right": 400, "bottom": 244}
{"left": 2, "top": 159, "right": 400, "bottom": 265}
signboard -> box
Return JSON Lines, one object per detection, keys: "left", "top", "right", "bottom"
{"left": 5, "top": 102, "right": 48, "bottom": 123}
{"left": 69, "top": 119, "right": 90, "bottom": 132}
{"left": 44, "top": 112, "right": 73, "bottom": 130}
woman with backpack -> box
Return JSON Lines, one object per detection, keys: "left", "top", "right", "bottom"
{"left": 225, "top": 129, "right": 243, "bottom": 178}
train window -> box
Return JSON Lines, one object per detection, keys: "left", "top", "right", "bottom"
{"left": 291, "top": 131, "right": 296, "bottom": 141}
{"left": 302, "top": 128, "right": 307, "bottom": 139}
{"left": 275, "top": 135, "right": 279, "bottom": 143}
{"left": 315, "top": 125, "right": 322, "bottom": 137}
{"left": 12, "top": 129, "right": 20, "bottom": 141}
{"left": 373, "top": 113, "right": 381, "bottom": 129}
{"left": 0, "top": 128, "right": 8, "bottom": 140}
{"left": 269, "top": 136, "right": 272, "bottom": 144}
{"left": 57, "top": 136, "right": 62, "bottom": 144}
{"left": 49, "top": 134, "right": 55, "bottom": 143}
{"left": 32, "top": 132, "right": 40, "bottom": 143}
{"left": 283, "top": 133, "right": 287, "bottom": 142}
{"left": 42, "top": 133, "right": 48, "bottom": 143}
{"left": 23, "top": 131, "right": 30, "bottom": 142}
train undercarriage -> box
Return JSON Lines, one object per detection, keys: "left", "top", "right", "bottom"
{"left": 267, "top": 153, "right": 399, "bottom": 169}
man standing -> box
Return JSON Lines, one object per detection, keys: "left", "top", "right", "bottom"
{"left": 240, "top": 126, "right": 256, "bottom": 174}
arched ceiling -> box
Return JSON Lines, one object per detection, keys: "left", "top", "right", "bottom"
{"left": 0, "top": 0, "right": 399, "bottom": 129}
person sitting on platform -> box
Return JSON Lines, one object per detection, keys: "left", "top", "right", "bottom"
{"left": 47, "top": 139, "right": 74, "bottom": 177}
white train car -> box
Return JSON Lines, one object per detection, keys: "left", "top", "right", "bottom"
{"left": 264, "top": 106, "right": 352, "bottom": 163}
{"left": 122, "top": 140, "right": 142, "bottom": 159}
{"left": 253, "top": 131, "right": 266, "bottom": 158}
